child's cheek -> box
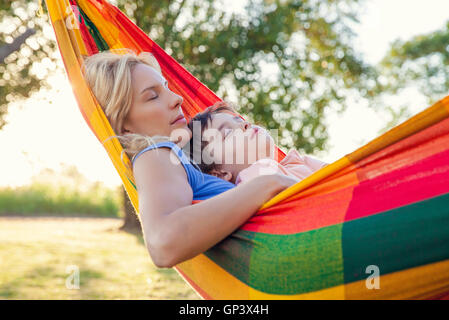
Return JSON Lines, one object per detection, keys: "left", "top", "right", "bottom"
{"left": 222, "top": 139, "right": 235, "bottom": 164}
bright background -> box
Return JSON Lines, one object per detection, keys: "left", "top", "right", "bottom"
{"left": 1, "top": 0, "right": 448, "bottom": 188}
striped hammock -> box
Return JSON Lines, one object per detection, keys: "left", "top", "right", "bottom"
{"left": 45, "top": 0, "right": 449, "bottom": 299}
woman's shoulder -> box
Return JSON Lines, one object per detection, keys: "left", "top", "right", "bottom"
{"left": 132, "top": 141, "right": 200, "bottom": 191}
{"left": 131, "top": 144, "right": 194, "bottom": 211}
{"left": 132, "top": 144, "right": 185, "bottom": 178}
{"left": 132, "top": 141, "right": 182, "bottom": 166}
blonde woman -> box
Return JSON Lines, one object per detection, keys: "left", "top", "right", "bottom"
{"left": 83, "top": 51, "right": 297, "bottom": 268}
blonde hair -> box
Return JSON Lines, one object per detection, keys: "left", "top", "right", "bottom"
{"left": 83, "top": 50, "right": 170, "bottom": 168}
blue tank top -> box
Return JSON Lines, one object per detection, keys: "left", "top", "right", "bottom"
{"left": 132, "top": 141, "right": 235, "bottom": 201}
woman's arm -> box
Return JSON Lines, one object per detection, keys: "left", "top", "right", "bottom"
{"left": 133, "top": 147, "right": 296, "bottom": 268}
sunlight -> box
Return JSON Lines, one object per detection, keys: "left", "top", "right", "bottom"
{"left": 0, "top": 72, "right": 121, "bottom": 188}
{"left": 1, "top": 0, "right": 448, "bottom": 188}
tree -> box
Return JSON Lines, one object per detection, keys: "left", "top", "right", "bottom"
{"left": 0, "top": 27, "right": 35, "bottom": 63}
{"left": 0, "top": 0, "right": 59, "bottom": 129}
{"left": 369, "top": 20, "right": 449, "bottom": 134}
{"left": 2, "top": 0, "right": 377, "bottom": 228}
{"left": 116, "top": 0, "right": 378, "bottom": 230}
{"left": 379, "top": 21, "right": 449, "bottom": 105}
{"left": 121, "top": 187, "right": 141, "bottom": 231}
{"left": 119, "top": 0, "right": 376, "bottom": 153}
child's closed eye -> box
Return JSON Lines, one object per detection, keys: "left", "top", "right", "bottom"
{"left": 223, "top": 128, "right": 232, "bottom": 138}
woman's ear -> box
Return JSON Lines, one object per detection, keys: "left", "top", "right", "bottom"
{"left": 122, "top": 119, "right": 134, "bottom": 134}
{"left": 209, "top": 168, "right": 233, "bottom": 182}
{"left": 121, "top": 125, "right": 130, "bottom": 134}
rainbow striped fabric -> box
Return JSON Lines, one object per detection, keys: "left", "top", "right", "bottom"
{"left": 45, "top": 0, "right": 449, "bottom": 299}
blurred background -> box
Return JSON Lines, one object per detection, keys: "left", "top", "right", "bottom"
{"left": 0, "top": 0, "right": 448, "bottom": 299}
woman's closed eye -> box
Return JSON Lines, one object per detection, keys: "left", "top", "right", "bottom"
{"left": 147, "top": 94, "right": 158, "bottom": 101}
{"left": 144, "top": 81, "right": 168, "bottom": 101}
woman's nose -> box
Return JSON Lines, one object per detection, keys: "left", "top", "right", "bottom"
{"left": 170, "top": 92, "right": 183, "bottom": 109}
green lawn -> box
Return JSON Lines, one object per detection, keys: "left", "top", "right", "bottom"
{"left": 0, "top": 217, "right": 200, "bottom": 300}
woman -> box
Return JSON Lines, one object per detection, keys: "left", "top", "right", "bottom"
{"left": 83, "top": 51, "right": 297, "bottom": 268}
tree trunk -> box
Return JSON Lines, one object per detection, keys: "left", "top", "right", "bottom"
{"left": 120, "top": 186, "right": 142, "bottom": 233}
{"left": 0, "top": 28, "right": 35, "bottom": 63}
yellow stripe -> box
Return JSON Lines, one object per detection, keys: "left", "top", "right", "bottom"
{"left": 45, "top": 0, "right": 139, "bottom": 209}
{"left": 176, "top": 254, "right": 345, "bottom": 299}
{"left": 260, "top": 157, "right": 351, "bottom": 210}
{"left": 344, "top": 259, "right": 449, "bottom": 300}
{"left": 177, "top": 255, "right": 449, "bottom": 299}
{"left": 176, "top": 255, "right": 250, "bottom": 299}
{"left": 76, "top": 0, "right": 125, "bottom": 50}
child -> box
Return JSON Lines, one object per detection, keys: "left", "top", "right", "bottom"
{"left": 187, "top": 101, "right": 328, "bottom": 185}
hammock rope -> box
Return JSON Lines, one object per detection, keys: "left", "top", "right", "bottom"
{"left": 45, "top": 0, "right": 449, "bottom": 299}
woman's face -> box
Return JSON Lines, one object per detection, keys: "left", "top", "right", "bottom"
{"left": 123, "top": 63, "right": 190, "bottom": 144}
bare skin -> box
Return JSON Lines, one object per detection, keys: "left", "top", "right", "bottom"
{"left": 126, "top": 63, "right": 297, "bottom": 268}
{"left": 200, "top": 112, "right": 276, "bottom": 183}
{"left": 134, "top": 148, "right": 297, "bottom": 267}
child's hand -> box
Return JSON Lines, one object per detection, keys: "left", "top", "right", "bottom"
{"left": 271, "top": 173, "right": 300, "bottom": 192}
{"left": 252, "top": 173, "right": 299, "bottom": 202}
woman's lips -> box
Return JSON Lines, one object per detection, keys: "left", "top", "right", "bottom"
{"left": 171, "top": 115, "right": 186, "bottom": 125}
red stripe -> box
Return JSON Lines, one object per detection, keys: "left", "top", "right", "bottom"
{"left": 345, "top": 120, "right": 449, "bottom": 222}
{"left": 69, "top": 0, "right": 99, "bottom": 55}
{"left": 241, "top": 178, "right": 356, "bottom": 234}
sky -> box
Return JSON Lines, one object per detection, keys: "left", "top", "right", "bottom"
{"left": 1, "top": 0, "right": 448, "bottom": 189}
{"left": 322, "top": 0, "right": 449, "bottom": 160}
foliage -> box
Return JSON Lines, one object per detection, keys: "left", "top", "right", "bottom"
{"left": 0, "top": 165, "right": 121, "bottom": 217}
{"left": 1, "top": 0, "right": 376, "bottom": 154}
{"left": 379, "top": 21, "right": 449, "bottom": 104}
{"left": 119, "top": 0, "right": 375, "bottom": 153}
{"left": 0, "top": 0, "right": 59, "bottom": 129}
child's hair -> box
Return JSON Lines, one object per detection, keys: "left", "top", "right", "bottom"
{"left": 187, "top": 101, "right": 238, "bottom": 174}
{"left": 82, "top": 49, "right": 170, "bottom": 170}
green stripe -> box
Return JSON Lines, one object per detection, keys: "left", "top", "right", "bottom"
{"left": 206, "top": 225, "right": 344, "bottom": 295}
{"left": 248, "top": 225, "right": 344, "bottom": 294}
{"left": 126, "top": 176, "right": 136, "bottom": 190}
{"left": 342, "top": 192, "right": 449, "bottom": 283}
{"left": 78, "top": 5, "right": 109, "bottom": 51}
{"left": 204, "top": 193, "right": 449, "bottom": 295}
{"left": 204, "top": 230, "right": 256, "bottom": 286}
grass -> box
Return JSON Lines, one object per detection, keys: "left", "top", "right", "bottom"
{"left": 0, "top": 217, "right": 200, "bottom": 299}
{"left": 0, "top": 165, "right": 123, "bottom": 217}
{"left": 0, "top": 182, "right": 121, "bottom": 217}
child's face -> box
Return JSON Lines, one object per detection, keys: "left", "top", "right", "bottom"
{"left": 200, "top": 112, "right": 275, "bottom": 178}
